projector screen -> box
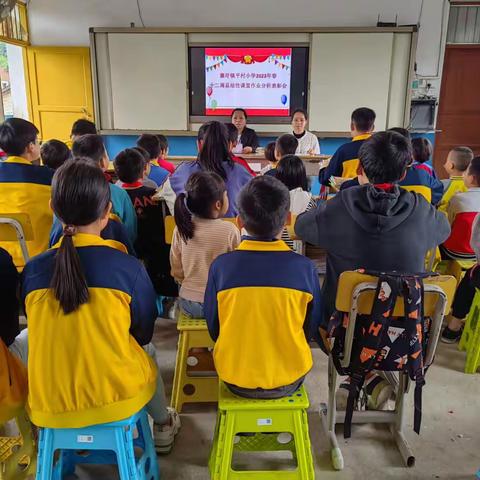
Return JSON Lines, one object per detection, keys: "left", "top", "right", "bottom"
{"left": 189, "top": 46, "right": 308, "bottom": 121}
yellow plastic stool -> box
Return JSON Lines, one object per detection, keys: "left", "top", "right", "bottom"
{"left": 459, "top": 288, "right": 480, "bottom": 374}
{"left": 171, "top": 312, "right": 218, "bottom": 412}
{"left": 0, "top": 411, "right": 36, "bottom": 480}
{"left": 445, "top": 259, "right": 476, "bottom": 284}
{"left": 209, "top": 382, "right": 314, "bottom": 480}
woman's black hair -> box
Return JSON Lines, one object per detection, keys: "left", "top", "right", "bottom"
{"left": 264, "top": 142, "right": 276, "bottom": 163}
{"left": 275, "top": 155, "right": 309, "bottom": 191}
{"left": 292, "top": 108, "right": 308, "bottom": 121}
{"left": 0, "top": 118, "right": 38, "bottom": 156}
{"left": 50, "top": 158, "right": 111, "bottom": 314}
{"left": 231, "top": 108, "right": 248, "bottom": 120}
{"left": 411, "top": 137, "right": 432, "bottom": 164}
{"left": 197, "top": 121, "right": 233, "bottom": 180}
{"left": 174, "top": 171, "right": 226, "bottom": 242}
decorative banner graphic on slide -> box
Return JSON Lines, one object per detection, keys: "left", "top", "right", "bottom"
{"left": 205, "top": 47, "right": 292, "bottom": 116}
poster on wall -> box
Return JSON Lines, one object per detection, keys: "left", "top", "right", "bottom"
{"left": 204, "top": 47, "right": 292, "bottom": 116}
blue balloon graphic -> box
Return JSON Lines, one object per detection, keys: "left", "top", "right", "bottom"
{"left": 281, "top": 94, "right": 287, "bottom": 105}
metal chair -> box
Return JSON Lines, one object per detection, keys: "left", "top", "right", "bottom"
{"left": 0, "top": 214, "right": 34, "bottom": 267}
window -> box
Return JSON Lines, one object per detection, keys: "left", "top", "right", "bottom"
{"left": 447, "top": 5, "right": 480, "bottom": 44}
{"left": 0, "top": 1, "right": 28, "bottom": 46}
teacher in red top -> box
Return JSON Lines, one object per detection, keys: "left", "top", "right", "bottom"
{"left": 231, "top": 108, "right": 259, "bottom": 154}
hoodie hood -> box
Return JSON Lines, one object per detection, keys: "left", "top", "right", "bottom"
{"left": 340, "top": 184, "right": 419, "bottom": 234}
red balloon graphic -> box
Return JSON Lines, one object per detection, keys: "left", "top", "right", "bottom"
{"left": 207, "top": 86, "right": 213, "bottom": 96}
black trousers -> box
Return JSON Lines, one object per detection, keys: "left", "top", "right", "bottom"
{"left": 451, "top": 266, "right": 480, "bottom": 318}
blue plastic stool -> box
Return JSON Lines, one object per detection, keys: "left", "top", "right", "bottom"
{"left": 35, "top": 408, "right": 160, "bottom": 480}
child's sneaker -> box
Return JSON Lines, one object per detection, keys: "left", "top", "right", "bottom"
{"left": 441, "top": 325, "right": 463, "bottom": 344}
{"left": 153, "top": 407, "right": 181, "bottom": 454}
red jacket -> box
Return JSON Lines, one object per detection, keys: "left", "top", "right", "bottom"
{"left": 231, "top": 154, "right": 256, "bottom": 176}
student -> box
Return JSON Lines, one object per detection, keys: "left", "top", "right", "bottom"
{"left": 295, "top": 131, "right": 450, "bottom": 334}
{"left": 136, "top": 134, "right": 170, "bottom": 187}
{"left": 440, "top": 157, "right": 480, "bottom": 260}
{"left": 259, "top": 141, "right": 276, "bottom": 175}
{"left": 114, "top": 148, "right": 177, "bottom": 297}
{"left": 231, "top": 108, "right": 259, "bottom": 154}
{"left": 18, "top": 159, "right": 180, "bottom": 451}
{"left": 204, "top": 176, "right": 322, "bottom": 398}
{"left": 291, "top": 109, "right": 320, "bottom": 155}
{"left": 263, "top": 134, "right": 298, "bottom": 177}
{"left": 40, "top": 139, "right": 71, "bottom": 170}
{"left": 132, "top": 146, "right": 159, "bottom": 189}
{"left": 442, "top": 214, "right": 480, "bottom": 343}
{"left": 70, "top": 118, "right": 97, "bottom": 143}
{"left": 0, "top": 118, "right": 53, "bottom": 268}
{"left": 412, "top": 137, "right": 435, "bottom": 177}
{"left": 438, "top": 146, "right": 473, "bottom": 214}
{"left": 158, "top": 121, "right": 252, "bottom": 216}
{"left": 71, "top": 134, "right": 137, "bottom": 241}
{"left": 224, "top": 122, "right": 256, "bottom": 175}
{"left": 319, "top": 107, "right": 375, "bottom": 185}
{"left": 275, "top": 155, "right": 316, "bottom": 250}
{"left": 156, "top": 135, "right": 176, "bottom": 174}
{"left": 170, "top": 172, "right": 240, "bottom": 318}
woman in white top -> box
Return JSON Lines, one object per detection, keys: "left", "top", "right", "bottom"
{"left": 291, "top": 109, "right": 320, "bottom": 155}
{"left": 275, "top": 154, "right": 316, "bottom": 252}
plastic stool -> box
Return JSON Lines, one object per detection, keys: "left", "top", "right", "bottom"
{"left": 35, "top": 408, "right": 159, "bottom": 480}
{"left": 0, "top": 410, "right": 36, "bottom": 480}
{"left": 171, "top": 312, "right": 218, "bottom": 412}
{"left": 459, "top": 288, "right": 480, "bottom": 373}
{"left": 209, "top": 382, "right": 314, "bottom": 480}
{"left": 445, "top": 259, "right": 476, "bottom": 284}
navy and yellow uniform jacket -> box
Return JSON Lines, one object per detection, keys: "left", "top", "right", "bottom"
{"left": 319, "top": 134, "right": 371, "bottom": 185}
{"left": 0, "top": 157, "right": 54, "bottom": 269}
{"left": 204, "top": 238, "right": 322, "bottom": 390}
{"left": 21, "top": 233, "right": 158, "bottom": 428}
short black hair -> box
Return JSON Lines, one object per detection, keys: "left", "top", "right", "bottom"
{"left": 231, "top": 108, "right": 248, "bottom": 119}
{"left": 0, "top": 117, "right": 38, "bottom": 156}
{"left": 275, "top": 155, "right": 309, "bottom": 191}
{"left": 132, "top": 146, "right": 150, "bottom": 164}
{"left": 224, "top": 123, "right": 238, "bottom": 144}
{"left": 157, "top": 134, "right": 168, "bottom": 153}
{"left": 264, "top": 141, "right": 276, "bottom": 162}
{"left": 72, "top": 134, "right": 106, "bottom": 165}
{"left": 276, "top": 134, "right": 298, "bottom": 158}
{"left": 450, "top": 146, "right": 473, "bottom": 172}
{"left": 351, "top": 107, "right": 376, "bottom": 132}
{"left": 41, "top": 139, "right": 71, "bottom": 170}
{"left": 411, "top": 137, "right": 433, "bottom": 164}
{"left": 137, "top": 134, "right": 160, "bottom": 160}
{"left": 71, "top": 119, "right": 97, "bottom": 137}
{"left": 359, "top": 131, "right": 411, "bottom": 184}
{"left": 467, "top": 156, "right": 480, "bottom": 186}
{"left": 238, "top": 175, "right": 290, "bottom": 237}
{"left": 114, "top": 148, "right": 145, "bottom": 184}
{"left": 292, "top": 108, "right": 308, "bottom": 120}
{"left": 388, "top": 127, "right": 411, "bottom": 144}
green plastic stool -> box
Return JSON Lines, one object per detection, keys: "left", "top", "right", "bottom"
{"left": 459, "top": 288, "right": 480, "bottom": 373}
{"left": 209, "top": 382, "right": 314, "bottom": 480}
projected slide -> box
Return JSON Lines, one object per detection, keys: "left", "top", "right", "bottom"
{"left": 205, "top": 47, "right": 292, "bottom": 116}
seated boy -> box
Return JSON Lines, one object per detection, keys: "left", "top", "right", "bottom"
{"left": 114, "top": 148, "right": 177, "bottom": 297}
{"left": 40, "top": 139, "right": 71, "bottom": 170}
{"left": 69, "top": 118, "right": 97, "bottom": 145}
{"left": 295, "top": 131, "right": 450, "bottom": 337}
{"left": 132, "top": 146, "right": 159, "bottom": 189}
{"left": 440, "top": 157, "right": 480, "bottom": 261}
{"left": 204, "top": 176, "right": 321, "bottom": 398}
{"left": 263, "top": 134, "right": 298, "bottom": 177}
{"left": 0, "top": 118, "right": 53, "bottom": 268}
{"left": 71, "top": 134, "right": 137, "bottom": 241}
{"left": 438, "top": 146, "right": 473, "bottom": 214}
{"left": 319, "top": 107, "right": 376, "bottom": 186}
{"left": 225, "top": 122, "right": 256, "bottom": 175}
{"left": 137, "top": 134, "right": 170, "bottom": 187}
{"left": 156, "top": 135, "right": 176, "bottom": 174}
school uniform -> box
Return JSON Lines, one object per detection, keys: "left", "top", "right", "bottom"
{"left": 148, "top": 162, "right": 169, "bottom": 187}
{"left": 21, "top": 233, "right": 158, "bottom": 428}
{"left": 204, "top": 238, "right": 322, "bottom": 396}
{"left": 157, "top": 158, "right": 176, "bottom": 175}
{"left": 231, "top": 154, "right": 256, "bottom": 176}
{"left": 319, "top": 134, "right": 371, "bottom": 185}
{"left": 0, "top": 156, "right": 54, "bottom": 268}
{"left": 294, "top": 130, "right": 321, "bottom": 155}
{"left": 295, "top": 184, "right": 450, "bottom": 328}
{"left": 413, "top": 162, "right": 436, "bottom": 177}
{"left": 438, "top": 176, "right": 468, "bottom": 215}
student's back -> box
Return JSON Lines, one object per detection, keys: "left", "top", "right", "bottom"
{"left": 398, "top": 164, "right": 444, "bottom": 205}
{"left": 0, "top": 118, "right": 53, "bottom": 269}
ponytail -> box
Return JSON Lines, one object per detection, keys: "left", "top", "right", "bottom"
{"left": 51, "top": 228, "right": 89, "bottom": 314}
{"left": 174, "top": 192, "right": 195, "bottom": 242}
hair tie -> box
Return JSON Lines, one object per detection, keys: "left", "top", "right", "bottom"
{"left": 63, "top": 225, "right": 77, "bottom": 237}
